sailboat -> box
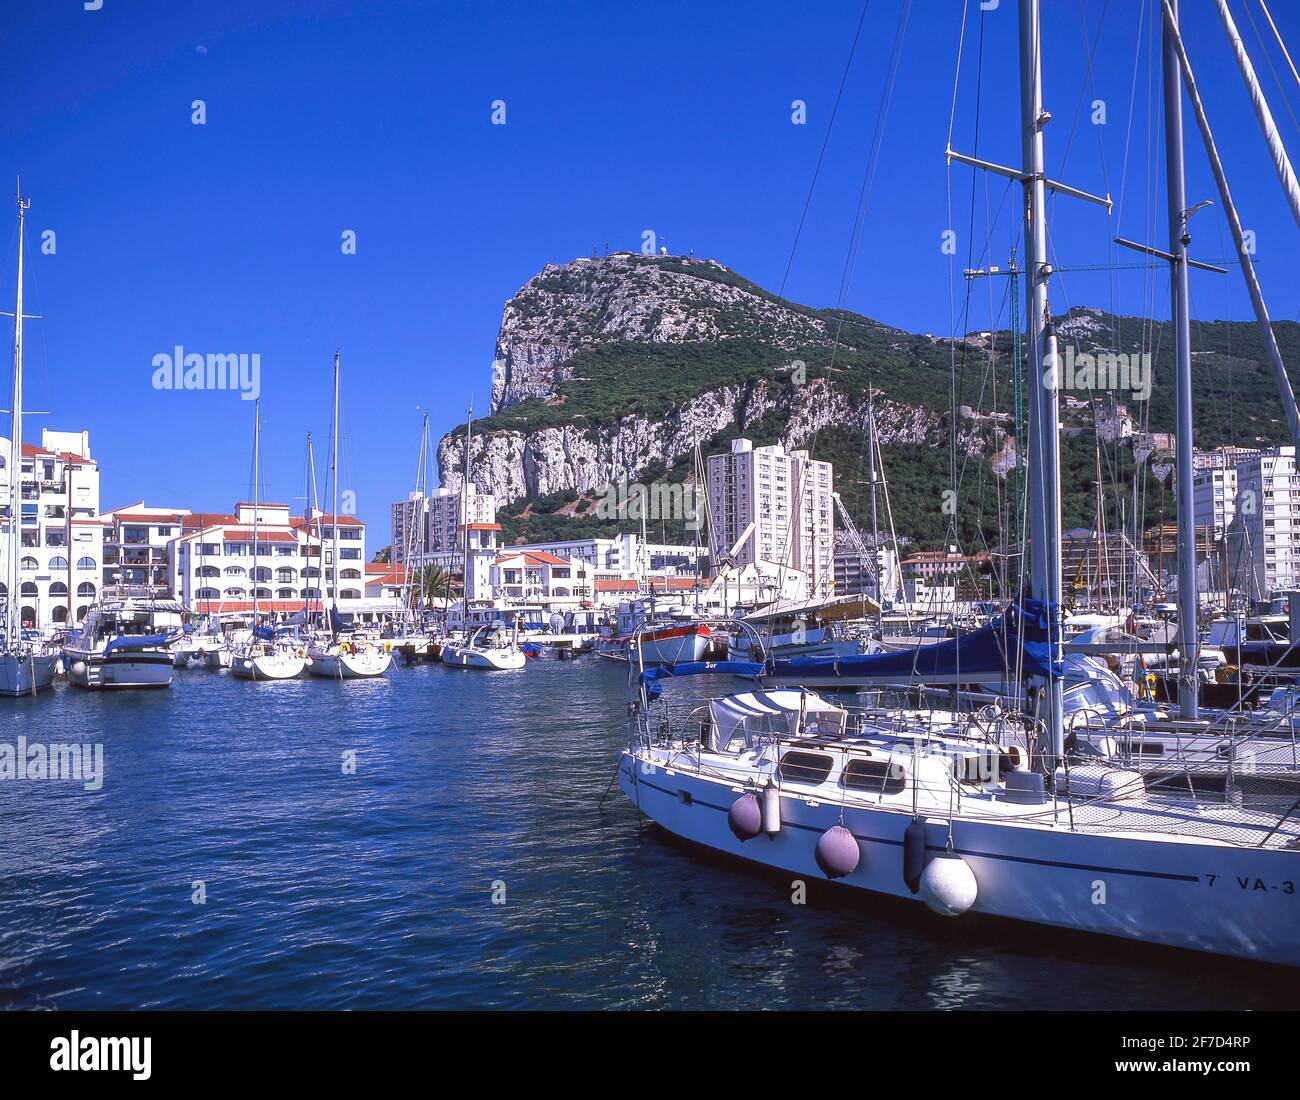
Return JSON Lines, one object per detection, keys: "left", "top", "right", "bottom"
{"left": 307, "top": 352, "right": 391, "bottom": 679}
{"left": 619, "top": 0, "right": 1300, "bottom": 967}
{"left": 229, "top": 401, "right": 307, "bottom": 681}
{"left": 0, "top": 188, "right": 57, "bottom": 697}
{"left": 441, "top": 403, "right": 525, "bottom": 671}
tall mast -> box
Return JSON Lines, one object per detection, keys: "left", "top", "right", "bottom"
{"left": 867, "top": 387, "right": 881, "bottom": 604}
{"left": 330, "top": 350, "right": 340, "bottom": 619}
{"left": 462, "top": 402, "right": 472, "bottom": 617}
{"left": 7, "top": 187, "right": 28, "bottom": 647}
{"left": 1163, "top": 0, "right": 1200, "bottom": 719}
{"left": 251, "top": 400, "right": 260, "bottom": 624}
{"left": 1019, "top": 0, "right": 1066, "bottom": 759}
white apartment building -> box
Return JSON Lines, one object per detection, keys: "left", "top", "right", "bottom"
{"left": 170, "top": 501, "right": 370, "bottom": 619}
{"left": 1193, "top": 465, "right": 1238, "bottom": 542}
{"left": 392, "top": 484, "right": 497, "bottom": 564}
{"left": 1226, "top": 446, "right": 1300, "bottom": 596}
{"left": 706, "top": 438, "right": 835, "bottom": 601}
{"left": 0, "top": 429, "right": 103, "bottom": 630}
{"left": 100, "top": 503, "right": 193, "bottom": 591}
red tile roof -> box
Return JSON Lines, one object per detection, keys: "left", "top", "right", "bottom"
{"left": 494, "top": 549, "right": 570, "bottom": 566}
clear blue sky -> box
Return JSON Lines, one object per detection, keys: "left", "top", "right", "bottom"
{"left": 5, "top": 0, "right": 1300, "bottom": 541}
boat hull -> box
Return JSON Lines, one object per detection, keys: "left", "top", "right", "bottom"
{"left": 307, "top": 648, "right": 393, "bottom": 679}
{"left": 629, "top": 624, "right": 711, "bottom": 666}
{"left": 229, "top": 653, "right": 306, "bottom": 680}
{"left": 620, "top": 751, "right": 1300, "bottom": 967}
{"left": 441, "top": 644, "right": 525, "bottom": 670}
{"left": 0, "top": 652, "right": 59, "bottom": 697}
{"left": 65, "top": 650, "right": 173, "bottom": 689}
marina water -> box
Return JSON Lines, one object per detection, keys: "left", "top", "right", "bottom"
{"left": 1, "top": 659, "right": 1297, "bottom": 1010}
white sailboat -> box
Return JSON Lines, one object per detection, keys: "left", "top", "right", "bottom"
{"left": 619, "top": 0, "right": 1300, "bottom": 968}
{"left": 307, "top": 352, "right": 391, "bottom": 679}
{"left": 441, "top": 402, "right": 524, "bottom": 671}
{"left": 0, "top": 187, "right": 57, "bottom": 697}
{"left": 229, "top": 401, "right": 306, "bottom": 681}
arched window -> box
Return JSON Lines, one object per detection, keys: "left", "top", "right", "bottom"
{"left": 302, "top": 587, "right": 321, "bottom": 599}
{"left": 340, "top": 589, "right": 360, "bottom": 600}
{"left": 197, "top": 565, "right": 220, "bottom": 578}
{"left": 224, "top": 587, "right": 246, "bottom": 598}
{"left": 20, "top": 581, "right": 37, "bottom": 597}
{"left": 20, "top": 556, "right": 37, "bottom": 571}
{"left": 276, "top": 568, "right": 296, "bottom": 583}
{"left": 21, "top": 606, "right": 36, "bottom": 627}
{"left": 77, "top": 582, "right": 96, "bottom": 598}
{"left": 0, "top": 583, "right": 6, "bottom": 597}
{"left": 49, "top": 555, "right": 68, "bottom": 571}
{"left": 49, "top": 581, "right": 68, "bottom": 597}
{"left": 339, "top": 568, "right": 361, "bottom": 579}
{"left": 276, "top": 587, "right": 295, "bottom": 599}
{"left": 301, "top": 566, "right": 320, "bottom": 579}
{"left": 253, "top": 587, "right": 272, "bottom": 599}
{"left": 75, "top": 605, "right": 89, "bottom": 622}
{"left": 77, "top": 556, "right": 96, "bottom": 570}
{"left": 251, "top": 567, "right": 271, "bottom": 583}
{"left": 52, "top": 606, "right": 68, "bottom": 623}
{"left": 196, "top": 588, "right": 219, "bottom": 600}
{"left": 224, "top": 566, "right": 246, "bottom": 576}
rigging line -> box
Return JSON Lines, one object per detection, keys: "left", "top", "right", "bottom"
{"left": 1054, "top": 0, "right": 1114, "bottom": 195}
{"left": 947, "top": 0, "right": 973, "bottom": 150}
{"left": 1115, "top": 0, "right": 1149, "bottom": 238}
{"left": 1257, "top": 0, "right": 1300, "bottom": 94}
{"left": 776, "top": 0, "right": 873, "bottom": 300}
{"left": 1243, "top": 0, "right": 1300, "bottom": 137}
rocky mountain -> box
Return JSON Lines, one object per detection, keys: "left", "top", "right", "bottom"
{"left": 438, "top": 252, "right": 1300, "bottom": 550}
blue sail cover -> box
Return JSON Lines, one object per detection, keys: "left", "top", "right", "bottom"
{"left": 254, "top": 621, "right": 277, "bottom": 641}
{"left": 329, "top": 606, "right": 346, "bottom": 635}
{"left": 103, "top": 632, "right": 176, "bottom": 655}
{"left": 639, "top": 660, "right": 764, "bottom": 699}
{"left": 767, "top": 600, "right": 1062, "bottom": 683}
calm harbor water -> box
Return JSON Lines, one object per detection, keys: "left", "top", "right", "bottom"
{"left": 0, "top": 657, "right": 1296, "bottom": 1011}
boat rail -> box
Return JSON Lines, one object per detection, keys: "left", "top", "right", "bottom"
{"left": 631, "top": 692, "right": 1300, "bottom": 851}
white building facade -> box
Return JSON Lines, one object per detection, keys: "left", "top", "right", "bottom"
{"left": 0, "top": 429, "right": 103, "bottom": 630}
{"left": 1226, "top": 446, "right": 1300, "bottom": 597}
{"left": 706, "top": 438, "right": 834, "bottom": 601}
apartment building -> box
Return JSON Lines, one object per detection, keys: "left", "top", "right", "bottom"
{"left": 1226, "top": 446, "right": 1300, "bottom": 596}
{"left": 705, "top": 438, "right": 834, "bottom": 601}
{"left": 170, "top": 501, "right": 368, "bottom": 618}
{"left": 392, "top": 483, "right": 497, "bottom": 564}
{"left": 0, "top": 429, "right": 103, "bottom": 630}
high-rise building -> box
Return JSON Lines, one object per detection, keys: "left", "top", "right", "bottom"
{"left": 705, "top": 438, "right": 834, "bottom": 599}
{"left": 0, "top": 428, "right": 103, "bottom": 630}
{"left": 1226, "top": 446, "right": 1300, "bottom": 596}
{"left": 391, "top": 484, "right": 497, "bottom": 565}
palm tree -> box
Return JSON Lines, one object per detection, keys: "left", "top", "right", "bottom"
{"left": 415, "top": 564, "right": 456, "bottom": 610}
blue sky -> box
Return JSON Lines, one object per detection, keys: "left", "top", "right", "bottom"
{"left": 5, "top": 0, "right": 1300, "bottom": 540}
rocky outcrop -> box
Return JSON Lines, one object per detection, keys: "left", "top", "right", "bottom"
{"left": 487, "top": 252, "right": 889, "bottom": 413}
{"left": 440, "top": 377, "right": 982, "bottom": 506}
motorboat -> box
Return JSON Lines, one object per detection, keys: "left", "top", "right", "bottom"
{"left": 64, "top": 586, "right": 184, "bottom": 689}
{"left": 442, "top": 623, "right": 526, "bottom": 670}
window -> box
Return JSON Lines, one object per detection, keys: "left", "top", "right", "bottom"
{"left": 49, "top": 555, "right": 68, "bottom": 571}
{"left": 843, "top": 758, "right": 907, "bottom": 795}
{"left": 340, "top": 568, "right": 361, "bottom": 579}
{"left": 340, "top": 589, "right": 360, "bottom": 600}
{"left": 197, "top": 565, "right": 220, "bottom": 578}
{"left": 224, "top": 587, "right": 246, "bottom": 598}
{"left": 77, "top": 556, "right": 96, "bottom": 570}
{"left": 77, "top": 582, "right": 96, "bottom": 598}
{"left": 20, "top": 582, "right": 37, "bottom": 597}
{"left": 49, "top": 581, "right": 68, "bottom": 597}
{"left": 277, "top": 588, "right": 296, "bottom": 599}
{"left": 778, "top": 751, "right": 834, "bottom": 786}
{"left": 20, "top": 555, "right": 37, "bottom": 570}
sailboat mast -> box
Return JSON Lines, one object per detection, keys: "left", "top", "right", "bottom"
{"left": 330, "top": 350, "right": 340, "bottom": 616}
{"left": 7, "top": 189, "right": 28, "bottom": 647}
{"left": 252, "top": 401, "right": 261, "bottom": 624}
{"left": 1163, "top": 0, "right": 1200, "bottom": 719}
{"left": 1019, "top": 0, "right": 1066, "bottom": 759}
{"left": 462, "top": 403, "right": 472, "bottom": 618}
{"left": 868, "top": 387, "right": 881, "bottom": 604}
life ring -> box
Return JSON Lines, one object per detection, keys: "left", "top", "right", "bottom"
{"left": 295, "top": 647, "right": 306, "bottom": 659}
{"left": 340, "top": 642, "right": 352, "bottom": 655}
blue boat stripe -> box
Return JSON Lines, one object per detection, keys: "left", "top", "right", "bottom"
{"left": 632, "top": 774, "right": 1202, "bottom": 883}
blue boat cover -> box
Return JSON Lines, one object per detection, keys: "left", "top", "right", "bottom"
{"left": 639, "top": 660, "right": 764, "bottom": 699}
{"left": 766, "top": 600, "right": 1062, "bottom": 683}
{"left": 103, "top": 632, "right": 175, "bottom": 655}
{"left": 254, "top": 621, "right": 276, "bottom": 641}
